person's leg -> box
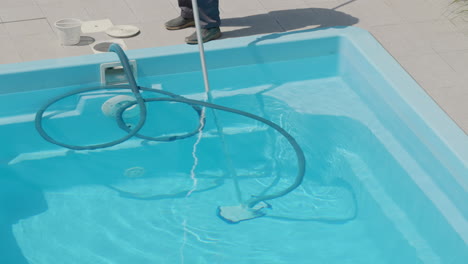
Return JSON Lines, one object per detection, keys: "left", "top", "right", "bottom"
{"left": 184, "top": 0, "right": 221, "bottom": 44}
{"left": 197, "top": 0, "right": 220, "bottom": 29}
{"left": 177, "top": 0, "right": 219, "bottom": 28}
{"left": 178, "top": 0, "right": 194, "bottom": 20}
{"left": 165, "top": 0, "right": 195, "bottom": 30}
{"left": 166, "top": 0, "right": 221, "bottom": 43}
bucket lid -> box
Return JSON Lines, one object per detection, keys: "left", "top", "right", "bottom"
{"left": 55, "top": 18, "right": 82, "bottom": 28}
{"left": 105, "top": 25, "right": 140, "bottom": 38}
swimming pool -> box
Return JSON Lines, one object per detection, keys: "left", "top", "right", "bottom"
{"left": 0, "top": 27, "right": 467, "bottom": 263}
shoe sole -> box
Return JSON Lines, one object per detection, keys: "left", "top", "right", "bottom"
{"left": 165, "top": 21, "right": 195, "bottom": 30}
{"left": 185, "top": 31, "right": 222, "bottom": 45}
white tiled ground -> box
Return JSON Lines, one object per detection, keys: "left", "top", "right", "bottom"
{"left": 0, "top": 0, "right": 467, "bottom": 133}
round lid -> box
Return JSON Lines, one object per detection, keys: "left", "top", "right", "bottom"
{"left": 105, "top": 25, "right": 140, "bottom": 38}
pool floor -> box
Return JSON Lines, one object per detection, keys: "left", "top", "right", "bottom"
{"left": 1, "top": 51, "right": 465, "bottom": 263}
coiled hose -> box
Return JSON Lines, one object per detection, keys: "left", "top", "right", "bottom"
{"left": 34, "top": 44, "right": 305, "bottom": 209}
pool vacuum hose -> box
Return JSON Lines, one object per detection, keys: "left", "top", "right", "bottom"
{"left": 35, "top": 9, "right": 306, "bottom": 223}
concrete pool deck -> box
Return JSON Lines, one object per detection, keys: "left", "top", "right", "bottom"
{"left": 0, "top": 0, "right": 467, "bottom": 133}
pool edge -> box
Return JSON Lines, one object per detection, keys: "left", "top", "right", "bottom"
{"left": 0, "top": 26, "right": 466, "bottom": 173}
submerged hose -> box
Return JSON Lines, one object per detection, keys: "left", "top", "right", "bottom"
{"left": 34, "top": 44, "right": 305, "bottom": 209}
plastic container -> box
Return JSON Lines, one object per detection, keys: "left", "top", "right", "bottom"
{"left": 55, "top": 18, "right": 82, "bottom": 46}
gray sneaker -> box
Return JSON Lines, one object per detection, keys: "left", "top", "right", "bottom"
{"left": 185, "top": 27, "right": 222, "bottom": 44}
{"left": 165, "top": 16, "right": 195, "bottom": 30}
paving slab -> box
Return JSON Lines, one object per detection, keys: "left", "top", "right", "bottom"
{"left": 0, "top": 0, "right": 44, "bottom": 22}
{"left": 124, "top": 0, "right": 179, "bottom": 23}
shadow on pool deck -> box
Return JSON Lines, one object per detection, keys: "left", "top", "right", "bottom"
{"left": 220, "top": 7, "right": 359, "bottom": 39}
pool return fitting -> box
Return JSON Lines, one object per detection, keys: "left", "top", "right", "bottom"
{"left": 35, "top": 3, "right": 306, "bottom": 223}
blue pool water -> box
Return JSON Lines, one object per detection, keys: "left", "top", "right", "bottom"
{"left": 0, "top": 27, "right": 467, "bottom": 263}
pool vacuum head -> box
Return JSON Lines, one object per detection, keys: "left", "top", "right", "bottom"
{"left": 217, "top": 202, "right": 271, "bottom": 224}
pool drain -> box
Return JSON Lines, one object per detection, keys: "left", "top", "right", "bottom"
{"left": 124, "top": 167, "right": 145, "bottom": 178}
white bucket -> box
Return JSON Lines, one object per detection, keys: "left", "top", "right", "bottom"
{"left": 55, "top": 18, "right": 82, "bottom": 46}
